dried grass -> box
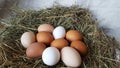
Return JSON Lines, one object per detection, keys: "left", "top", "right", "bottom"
{"left": 0, "top": 7, "right": 119, "bottom": 68}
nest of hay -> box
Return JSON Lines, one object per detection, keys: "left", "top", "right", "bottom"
{"left": 0, "top": 7, "right": 119, "bottom": 68}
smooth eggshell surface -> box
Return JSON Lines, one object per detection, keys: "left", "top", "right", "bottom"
{"left": 66, "top": 30, "right": 83, "bottom": 42}
{"left": 51, "top": 38, "right": 69, "bottom": 50}
{"left": 71, "top": 41, "right": 88, "bottom": 56}
{"left": 53, "top": 26, "right": 66, "bottom": 39}
{"left": 36, "top": 31, "right": 54, "bottom": 45}
{"left": 26, "top": 42, "right": 46, "bottom": 58}
{"left": 38, "top": 24, "right": 54, "bottom": 33}
{"left": 42, "top": 47, "right": 60, "bottom": 66}
{"left": 61, "top": 47, "right": 82, "bottom": 67}
{"left": 21, "top": 31, "right": 36, "bottom": 48}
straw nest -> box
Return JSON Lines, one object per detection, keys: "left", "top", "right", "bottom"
{"left": 0, "top": 7, "right": 119, "bottom": 68}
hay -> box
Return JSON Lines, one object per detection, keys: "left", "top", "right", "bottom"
{"left": 0, "top": 7, "right": 119, "bottom": 68}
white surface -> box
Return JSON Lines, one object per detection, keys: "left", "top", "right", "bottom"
{"left": 42, "top": 47, "right": 60, "bottom": 66}
{"left": 18, "top": 0, "right": 56, "bottom": 10}
{"left": 53, "top": 26, "right": 66, "bottom": 39}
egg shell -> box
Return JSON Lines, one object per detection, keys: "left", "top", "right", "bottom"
{"left": 21, "top": 31, "right": 36, "bottom": 48}
{"left": 26, "top": 42, "right": 46, "bottom": 58}
{"left": 36, "top": 31, "right": 54, "bottom": 45}
{"left": 38, "top": 24, "right": 54, "bottom": 33}
{"left": 61, "top": 47, "right": 82, "bottom": 67}
{"left": 71, "top": 41, "right": 88, "bottom": 56}
{"left": 51, "top": 38, "right": 69, "bottom": 50}
{"left": 53, "top": 26, "right": 66, "bottom": 39}
{"left": 42, "top": 47, "right": 60, "bottom": 66}
{"left": 66, "top": 30, "right": 83, "bottom": 42}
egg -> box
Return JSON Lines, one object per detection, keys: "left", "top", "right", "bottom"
{"left": 51, "top": 38, "right": 69, "bottom": 50}
{"left": 66, "top": 30, "right": 83, "bottom": 42}
{"left": 61, "top": 47, "right": 82, "bottom": 67}
{"left": 20, "top": 31, "right": 36, "bottom": 48}
{"left": 26, "top": 42, "right": 46, "bottom": 58}
{"left": 71, "top": 41, "right": 88, "bottom": 56}
{"left": 36, "top": 31, "right": 54, "bottom": 45}
{"left": 38, "top": 24, "right": 54, "bottom": 33}
{"left": 53, "top": 26, "right": 66, "bottom": 39}
{"left": 42, "top": 47, "right": 60, "bottom": 66}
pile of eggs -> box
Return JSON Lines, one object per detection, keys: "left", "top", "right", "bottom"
{"left": 20, "top": 24, "right": 88, "bottom": 67}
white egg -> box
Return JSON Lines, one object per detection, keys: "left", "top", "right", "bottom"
{"left": 42, "top": 47, "right": 60, "bottom": 66}
{"left": 53, "top": 26, "right": 66, "bottom": 39}
{"left": 61, "top": 47, "right": 82, "bottom": 67}
{"left": 20, "top": 31, "right": 36, "bottom": 48}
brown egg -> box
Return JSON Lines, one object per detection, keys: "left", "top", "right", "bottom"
{"left": 36, "top": 31, "right": 54, "bottom": 45}
{"left": 66, "top": 30, "right": 83, "bottom": 42}
{"left": 26, "top": 42, "right": 46, "bottom": 58}
{"left": 71, "top": 41, "right": 88, "bottom": 56}
{"left": 38, "top": 24, "right": 54, "bottom": 33}
{"left": 51, "top": 38, "right": 69, "bottom": 50}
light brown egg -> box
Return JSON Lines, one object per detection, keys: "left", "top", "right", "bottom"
{"left": 51, "top": 38, "right": 69, "bottom": 50}
{"left": 66, "top": 30, "right": 83, "bottom": 42}
{"left": 38, "top": 24, "right": 54, "bottom": 33}
{"left": 71, "top": 41, "right": 88, "bottom": 56}
{"left": 36, "top": 31, "right": 54, "bottom": 45}
{"left": 26, "top": 42, "right": 46, "bottom": 58}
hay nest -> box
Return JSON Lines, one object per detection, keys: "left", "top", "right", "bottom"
{"left": 0, "top": 7, "right": 119, "bottom": 68}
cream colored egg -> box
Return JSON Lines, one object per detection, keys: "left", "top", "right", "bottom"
{"left": 38, "top": 24, "right": 54, "bottom": 33}
{"left": 53, "top": 26, "right": 66, "bottom": 39}
{"left": 61, "top": 47, "right": 82, "bottom": 67}
{"left": 42, "top": 47, "right": 60, "bottom": 66}
{"left": 21, "top": 31, "right": 36, "bottom": 48}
